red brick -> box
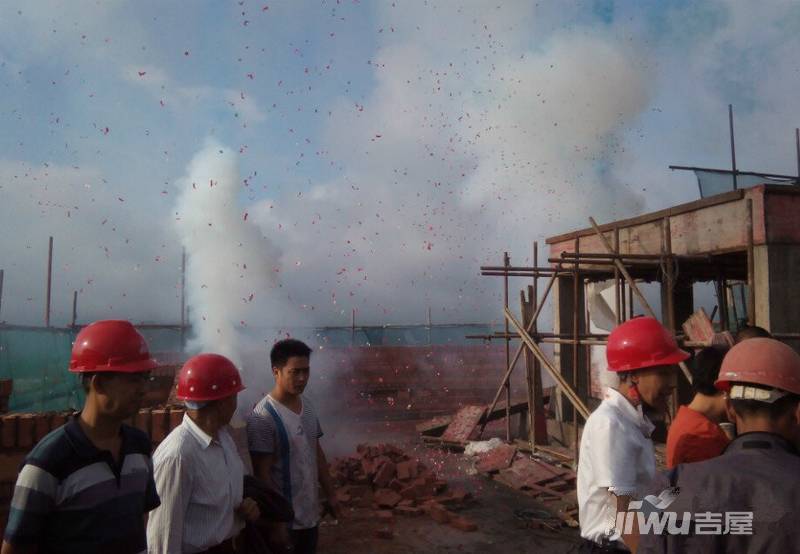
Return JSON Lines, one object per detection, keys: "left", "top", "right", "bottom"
{"left": 355, "top": 490, "right": 374, "bottom": 508}
{"left": 400, "top": 483, "right": 422, "bottom": 500}
{"left": 347, "top": 485, "right": 369, "bottom": 498}
{"left": 134, "top": 409, "right": 151, "bottom": 436}
{"left": 440, "top": 405, "right": 485, "bottom": 442}
{"left": 393, "top": 506, "right": 423, "bottom": 517}
{"left": 433, "top": 480, "right": 448, "bottom": 494}
{"left": 373, "top": 461, "right": 396, "bottom": 488}
{"left": 449, "top": 515, "right": 478, "bottom": 532}
{"left": 169, "top": 408, "right": 184, "bottom": 431}
{"left": 424, "top": 502, "right": 452, "bottom": 524}
{"left": 396, "top": 460, "right": 413, "bottom": 481}
{"left": 34, "top": 415, "right": 50, "bottom": 442}
{"left": 374, "top": 527, "right": 393, "bottom": 539}
{"left": 476, "top": 444, "right": 517, "bottom": 473}
{"left": 376, "top": 510, "right": 394, "bottom": 522}
{"left": 50, "top": 413, "right": 67, "bottom": 431}
{"left": 438, "top": 488, "right": 470, "bottom": 508}
{"left": 150, "top": 409, "right": 168, "bottom": 444}
{"left": 361, "top": 458, "right": 375, "bottom": 476}
{"left": 406, "top": 478, "right": 435, "bottom": 498}
{"left": 388, "top": 478, "right": 404, "bottom": 492}
{"left": 374, "top": 488, "right": 403, "bottom": 509}
{"left": 17, "top": 414, "right": 35, "bottom": 449}
{"left": 0, "top": 415, "right": 15, "bottom": 449}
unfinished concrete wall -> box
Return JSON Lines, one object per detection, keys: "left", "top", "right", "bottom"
{"left": 755, "top": 244, "right": 800, "bottom": 351}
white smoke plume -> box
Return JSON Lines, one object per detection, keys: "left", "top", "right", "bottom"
{"left": 247, "top": 25, "right": 651, "bottom": 327}
{"left": 173, "top": 138, "right": 287, "bottom": 371}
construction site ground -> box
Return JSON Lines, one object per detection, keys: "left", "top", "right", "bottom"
{"left": 317, "top": 430, "right": 581, "bottom": 554}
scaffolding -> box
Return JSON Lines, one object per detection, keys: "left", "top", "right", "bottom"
{"left": 470, "top": 183, "right": 800, "bottom": 461}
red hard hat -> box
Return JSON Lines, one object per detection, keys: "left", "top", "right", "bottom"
{"left": 69, "top": 320, "right": 157, "bottom": 373}
{"left": 606, "top": 317, "right": 689, "bottom": 372}
{"left": 176, "top": 353, "right": 245, "bottom": 402}
{"left": 715, "top": 338, "right": 800, "bottom": 395}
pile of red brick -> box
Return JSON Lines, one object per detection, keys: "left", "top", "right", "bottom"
{"left": 331, "top": 443, "right": 478, "bottom": 539}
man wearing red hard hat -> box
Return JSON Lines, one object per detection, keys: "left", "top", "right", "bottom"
{"left": 578, "top": 317, "right": 689, "bottom": 553}
{"left": 638, "top": 337, "right": 800, "bottom": 553}
{"left": 2, "top": 320, "right": 161, "bottom": 554}
{"left": 147, "top": 353, "right": 260, "bottom": 554}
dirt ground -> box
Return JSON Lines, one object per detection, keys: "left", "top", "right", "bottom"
{"left": 317, "top": 440, "right": 582, "bottom": 554}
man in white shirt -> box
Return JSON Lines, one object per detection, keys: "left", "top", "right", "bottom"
{"left": 147, "top": 354, "right": 260, "bottom": 554}
{"left": 578, "top": 317, "right": 688, "bottom": 553}
{"left": 247, "top": 339, "right": 339, "bottom": 554}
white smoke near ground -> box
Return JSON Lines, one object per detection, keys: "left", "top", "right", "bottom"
{"left": 172, "top": 138, "right": 290, "bottom": 402}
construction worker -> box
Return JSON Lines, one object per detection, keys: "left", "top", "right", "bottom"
{"left": 578, "top": 317, "right": 689, "bottom": 553}
{"left": 147, "top": 353, "right": 260, "bottom": 554}
{"left": 665, "top": 346, "right": 730, "bottom": 467}
{"left": 1, "top": 320, "right": 161, "bottom": 554}
{"left": 637, "top": 338, "right": 800, "bottom": 553}
{"left": 246, "top": 339, "right": 339, "bottom": 554}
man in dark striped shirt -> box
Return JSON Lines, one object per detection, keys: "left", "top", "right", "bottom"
{"left": 1, "top": 320, "right": 161, "bottom": 554}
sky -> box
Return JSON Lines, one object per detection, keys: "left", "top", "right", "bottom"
{"left": 1, "top": 0, "right": 799, "bottom": 340}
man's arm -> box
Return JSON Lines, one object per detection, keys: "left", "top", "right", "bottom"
{"left": 146, "top": 456, "right": 192, "bottom": 554}
{"left": 316, "top": 442, "right": 339, "bottom": 517}
{"left": 2, "top": 464, "right": 56, "bottom": 554}
{"left": 616, "top": 495, "right": 640, "bottom": 554}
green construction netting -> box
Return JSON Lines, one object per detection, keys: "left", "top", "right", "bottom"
{"left": 0, "top": 327, "right": 187, "bottom": 413}
{"left": 0, "top": 324, "right": 495, "bottom": 412}
{"left": 0, "top": 328, "right": 83, "bottom": 412}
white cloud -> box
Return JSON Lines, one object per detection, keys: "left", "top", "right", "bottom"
{"left": 0, "top": 159, "right": 181, "bottom": 326}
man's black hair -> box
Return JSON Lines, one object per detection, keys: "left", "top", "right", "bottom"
{"left": 735, "top": 325, "right": 771, "bottom": 342}
{"left": 80, "top": 372, "right": 96, "bottom": 393}
{"left": 270, "top": 338, "right": 312, "bottom": 368}
{"left": 691, "top": 346, "right": 727, "bottom": 396}
{"left": 730, "top": 393, "right": 800, "bottom": 421}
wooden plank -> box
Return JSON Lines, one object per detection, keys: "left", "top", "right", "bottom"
{"left": 546, "top": 189, "right": 745, "bottom": 245}
{"left": 504, "top": 308, "right": 591, "bottom": 419}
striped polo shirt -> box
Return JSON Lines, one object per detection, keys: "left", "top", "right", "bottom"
{"left": 3, "top": 416, "right": 160, "bottom": 554}
{"left": 246, "top": 394, "right": 323, "bottom": 529}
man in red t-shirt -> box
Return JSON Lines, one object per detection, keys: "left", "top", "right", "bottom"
{"left": 666, "top": 346, "right": 731, "bottom": 468}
